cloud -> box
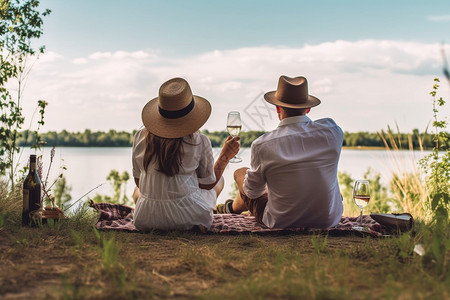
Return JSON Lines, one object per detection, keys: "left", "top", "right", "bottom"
{"left": 21, "top": 40, "right": 450, "bottom": 133}
{"left": 37, "top": 51, "right": 64, "bottom": 64}
{"left": 427, "top": 15, "right": 450, "bottom": 22}
{"left": 73, "top": 58, "right": 88, "bottom": 65}
{"left": 88, "top": 50, "right": 157, "bottom": 61}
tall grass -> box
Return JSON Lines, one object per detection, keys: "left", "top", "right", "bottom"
{"left": 379, "top": 128, "right": 430, "bottom": 221}
{"left": 339, "top": 169, "right": 391, "bottom": 217}
{"left": 0, "top": 179, "right": 23, "bottom": 228}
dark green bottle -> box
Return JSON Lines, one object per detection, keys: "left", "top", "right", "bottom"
{"left": 22, "top": 154, "right": 42, "bottom": 226}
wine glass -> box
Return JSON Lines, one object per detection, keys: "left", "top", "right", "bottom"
{"left": 352, "top": 180, "right": 370, "bottom": 230}
{"left": 227, "top": 111, "right": 242, "bottom": 163}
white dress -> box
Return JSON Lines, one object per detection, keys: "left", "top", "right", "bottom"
{"left": 132, "top": 129, "right": 217, "bottom": 230}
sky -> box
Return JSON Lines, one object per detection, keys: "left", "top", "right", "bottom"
{"left": 16, "top": 0, "right": 450, "bottom": 133}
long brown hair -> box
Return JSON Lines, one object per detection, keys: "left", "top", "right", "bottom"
{"left": 143, "top": 131, "right": 189, "bottom": 177}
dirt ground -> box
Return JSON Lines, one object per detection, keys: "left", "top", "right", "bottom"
{"left": 0, "top": 226, "right": 373, "bottom": 300}
{"left": 1, "top": 224, "right": 448, "bottom": 300}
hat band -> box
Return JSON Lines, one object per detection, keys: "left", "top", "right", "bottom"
{"left": 158, "top": 98, "right": 195, "bottom": 119}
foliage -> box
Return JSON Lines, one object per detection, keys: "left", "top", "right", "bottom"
{"left": 393, "top": 231, "right": 416, "bottom": 260}
{"left": 33, "top": 146, "right": 69, "bottom": 210}
{"left": 363, "top": 168, "right": 391, "bottom": 213}
{"left": 90, "top": 227, "right": 126, "bottom": 287}
{"left": 18, "top": 129, "right": 137, "bottom": 147}
{"left": 311, "top": 234, "right": 328, "bottom": 254}
{"left": 378, "top": 126, "right": 438, "bottom": 150}
{"left": 52, "top": 174, "right": 72, "bottom": 209}
{"left": 389, "top": 172, "right": 428, "bottom": 219}
{"left": 338, "top": 169, "right": 391, "bottom": 216}
{"left": 16, "top": 128, "right": 447, "bottom": 149}
{"left": 343, "top": 131, "right": 383, "bottom": 147}
{"left": 377, "top": 123, "right": 430, "bottom": 219}
{"left": 0, "top": 0, "right": 50, "bottom": 187}
{"left": 0, "top": 177, "right": 22, "bottom": 228}
{"left": 29, "top": 99, "right": 48, "bottom": 149}
{"left": 92, "top": 169, "right": 130, "bottom": 205}
{"left": 344, "top": 129, "right": 443, "bottom": 149}
{"left": 17, "top": 129, "right": 266, "bottom": 148}
{"left": 420, "top": 78, "right": 450, "bottom": 218}
{"left": 418, "top": 78, "right": 450, "bottom": 277}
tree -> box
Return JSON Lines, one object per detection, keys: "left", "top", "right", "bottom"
{"left": 0, "top": 0, "right": 50, "bottom": 187}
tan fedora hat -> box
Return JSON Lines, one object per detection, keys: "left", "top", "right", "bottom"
{"left": 142, "top": 78, "right": 211, "bottom": 138}
{"left": 264, "top": 76, "right": 321, "bottom": 108}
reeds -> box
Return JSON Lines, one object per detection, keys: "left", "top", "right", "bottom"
{"left": 379, "top": 127, "right": 431, "bottom": 221}
{"left": 0, "top": 178, "right": 22, "bottom": 228}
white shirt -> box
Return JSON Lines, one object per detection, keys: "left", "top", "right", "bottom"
{"left": 244, "top": 115, "right": 344, "bottom": 229}
{"left": 132, "top": 129, "right": 217, "bottom": 230}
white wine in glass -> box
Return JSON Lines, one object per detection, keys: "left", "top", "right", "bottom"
{"left": 227, "top": 111, "right": 242, "bottom": 163}
{"left": 352, "top": 180, "right": 370, "bottom": 230}
{"left": 227, "top": 125, "right": 241, "bottom": 137}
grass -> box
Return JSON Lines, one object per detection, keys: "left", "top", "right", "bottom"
{"left": 379, "top": 130, "right": 431, "bottom": 220}
{"left": 0, "top": 196, "right": 449, "bottom": 299}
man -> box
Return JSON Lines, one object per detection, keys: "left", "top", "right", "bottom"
{"left": 217, "top": 75, "right": 343, "bottom": 229}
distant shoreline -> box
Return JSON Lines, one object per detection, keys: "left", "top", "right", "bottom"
{"left": 17, "top": 129, "right": 444, "bottom": 150}
{"left": 31, "top": 145, "right": 429, "bottom": 152}
{"left": 342, "top": 146, "right": 386, "bottom": 150}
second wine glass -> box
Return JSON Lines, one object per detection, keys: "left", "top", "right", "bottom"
{"left": 227, "top": 111, "right": 242, "bottom": 163}
{"left": 352, "top": 180, "right": 370, "bottom": 230}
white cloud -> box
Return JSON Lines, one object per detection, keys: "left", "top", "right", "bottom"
{"left": 427, "top": 15, "right": 450, "bottom": 22}
{"left": 20, "top": 40, "right": 450, "bottom": 134}
{"left": 37, "top": 51, "right": 64, "bottom": 64}
{"left": 72, "top": 58, "right": 88, "bottom": 65}
{"left": 88, "top": 50, "right": 157, "bottom": 61}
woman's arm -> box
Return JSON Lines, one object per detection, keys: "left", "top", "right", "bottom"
{"left": 133, "top": 177, "right": 140, "bottom": 204}
{"left": 199, "top": 136, "right": 240, "bottom": 190}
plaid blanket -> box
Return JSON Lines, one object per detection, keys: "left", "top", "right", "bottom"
{"left": 89, "top": 202, "right": 386, "bottom": 237}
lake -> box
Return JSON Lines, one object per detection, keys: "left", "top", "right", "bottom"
{"left": 30, "top": 147, "right": 430, "bottom": 208}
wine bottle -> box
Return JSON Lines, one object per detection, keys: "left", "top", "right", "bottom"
{"left": 22, "top": 154, "right": 42, "bottom": 226}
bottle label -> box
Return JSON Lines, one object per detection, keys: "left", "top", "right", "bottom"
{"left": 23, "top": 189, "right": 30, "bottom": 212}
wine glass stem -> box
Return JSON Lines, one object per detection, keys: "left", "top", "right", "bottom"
{"left": 359, "top": 208, "right": 363, "bottom": 227}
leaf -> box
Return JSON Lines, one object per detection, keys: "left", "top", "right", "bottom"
{"left": 92, "top": 226, "right": 101, "bottom": 241}
{"left": 431, "top": 193, "right": 441, "bottom": 210}
{"left": 442, "top": 193, "right": 450, "bottom": 204}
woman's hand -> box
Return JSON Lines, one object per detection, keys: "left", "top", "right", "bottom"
{"left": 200, "top": 136, "right": 240, "bottom": 191}
{"left": 219, "top": 136, "right": 240, "bottom": 162}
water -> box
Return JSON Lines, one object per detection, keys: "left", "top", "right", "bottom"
{"left": 30, "top": 147, "right": 430, "bottom": 209}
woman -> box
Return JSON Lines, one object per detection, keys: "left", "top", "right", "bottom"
{"left": 132, "top": 77, "right": 239, "bottom": 230}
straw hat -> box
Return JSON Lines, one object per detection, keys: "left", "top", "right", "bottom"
{"left": 142, "top": 78, "right": 211, "bottom": 138}
{"left": 264, "top": 76, "right": 321, "bottom": 108}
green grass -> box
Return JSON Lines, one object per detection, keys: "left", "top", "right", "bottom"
{"left": 0, "top": 204, "right": 448, "bottom": 300}
{"left": 1, "top": 146, "right": 449, "bottom": 300}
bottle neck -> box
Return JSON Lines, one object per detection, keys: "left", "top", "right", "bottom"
{"left": 29, "top": 155, "right": 37, "bottom": 172}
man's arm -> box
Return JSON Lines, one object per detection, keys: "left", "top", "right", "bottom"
{"left": 242, "top": 144, "right": 266, "bottom": 199}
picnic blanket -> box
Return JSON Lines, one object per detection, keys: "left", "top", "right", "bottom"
{"left": 90, "top": 202, "right": 388, "bottom": 237}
